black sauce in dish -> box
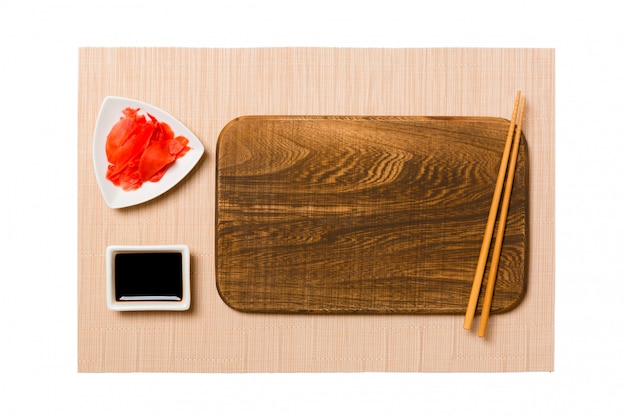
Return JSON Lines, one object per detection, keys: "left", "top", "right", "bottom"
{"left": 114, "top": 252, "right": 183, "bottom": 301}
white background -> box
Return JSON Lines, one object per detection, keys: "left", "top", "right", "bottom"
{"left": 1, "top": 1, "right": 625, "bottom": 415}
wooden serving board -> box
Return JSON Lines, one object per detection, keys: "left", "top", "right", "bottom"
{"left": 215, "top": 116, "right": 528, "bottom": 314}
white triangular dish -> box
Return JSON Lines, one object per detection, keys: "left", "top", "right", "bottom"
{"left": 92, "top": 97, "right": 204, "bottom": 209}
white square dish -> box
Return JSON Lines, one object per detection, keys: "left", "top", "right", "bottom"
{"left": 106, "top": 245, "right": 191, "bottom": 311}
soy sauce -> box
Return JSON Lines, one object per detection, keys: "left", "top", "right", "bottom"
{"left": 115, "top": 252, "right": 183, "bottom": 301}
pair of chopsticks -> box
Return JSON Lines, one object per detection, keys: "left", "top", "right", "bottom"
{"left": 463, "top": 91, "right": 526, "bottom": 337}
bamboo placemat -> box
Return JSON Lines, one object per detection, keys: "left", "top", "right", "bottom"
{"left": 78, "top": 48, "right": 554, "bottom": 372}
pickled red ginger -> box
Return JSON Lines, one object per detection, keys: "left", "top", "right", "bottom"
{"left": 105, "top": 107, "right": 191, "bottom": 191}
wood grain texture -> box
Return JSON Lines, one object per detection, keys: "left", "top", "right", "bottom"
{"left": 216, "top": 116, "right": 528, "bottom": 314}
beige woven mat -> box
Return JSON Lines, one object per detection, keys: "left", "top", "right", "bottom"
{"left": 78, "top": 48, "right": 554, "bottom": 372}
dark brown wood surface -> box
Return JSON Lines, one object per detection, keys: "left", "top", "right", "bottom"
{"left": 215, "top": 116, "right": 528, "bottom": 314}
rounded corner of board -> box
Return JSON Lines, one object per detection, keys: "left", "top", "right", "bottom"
{"left": 494, "top": 284, "right": 528, "bottom": 315}
{"left": 214, "top": 283, "right": 249, "bottom": 313}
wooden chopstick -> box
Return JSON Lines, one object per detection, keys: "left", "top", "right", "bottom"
{"left": 463, "top": 91, "right": 521, "bottom": 331}
{"left": 478, "top": 97, "right": 526, "bottom": 337}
